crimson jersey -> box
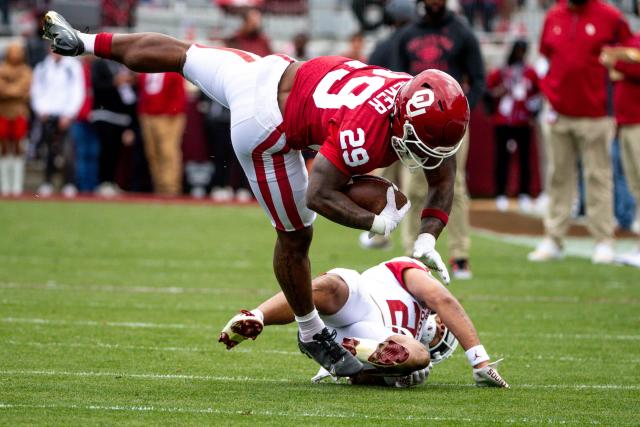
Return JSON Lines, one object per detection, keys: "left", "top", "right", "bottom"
{"left": 282, "top": 56, "right": 411, "bottom": 176}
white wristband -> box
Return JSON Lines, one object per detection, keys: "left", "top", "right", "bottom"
{"left": 370, "top": 215, "right": 386, "bottom": 235}
{"left": 465, "top": 345, "right": 490, "bottom": 367}
{"left": 77, "top": 33, "right": 96, "bottom": 54}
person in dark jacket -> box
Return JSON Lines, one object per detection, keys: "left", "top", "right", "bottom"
{"left": 368, "top": 0, "right": 416, "bottom": 70}
{"left": 395, "top": 0, "right": 485, "bottom": 280}
{"left": 91, "top": 58, "right": 138, "bottom": 196}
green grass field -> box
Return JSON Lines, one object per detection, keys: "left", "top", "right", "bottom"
{"left": 1, "top": 199, "right": 638, "bottom": 425}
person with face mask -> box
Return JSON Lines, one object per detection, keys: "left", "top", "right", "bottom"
{"left": 393, "top": 0, "right": 485, "bottom": 280}
{"left": 529, "top": 0, "right": 632, "bottom": 264}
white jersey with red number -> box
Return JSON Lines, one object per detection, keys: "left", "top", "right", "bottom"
{"left": 282, "top": 56, "right": 411, "bottom": 176}
{"left": 361, "top": 257, "right": 431, "bottom": 339}
{"left": 325, "top": 257, "right": 431, "bottom": 343}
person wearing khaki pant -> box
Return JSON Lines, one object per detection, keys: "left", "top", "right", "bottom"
{"left": 532, "top": 0, "right": 631, "bottom": 263}
{"left": 137, "top": 72, "right": 187, "bottom": 196}
{"left": 401, "top": 132, "right": 470, "bottom": 265}
{"left": 544, "top": 116, "right": 615, "bottom": 245}
{"left": 140, "top": 114, "right": 186, "bottom": 195}
{"left": 601, "top": 32, "right": 640, "bottom": 267}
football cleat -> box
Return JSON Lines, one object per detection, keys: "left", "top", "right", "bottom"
{"left": 342, "top": 337, "right": 410, "bottom": 368}
{"left": 298, "top": 328, "right": 363, "bottom": 377}
{"left": 42, "top": 11, "right": 84, "bottom": 56}
{"left": 218, "top": 310, "right": 263, "bottom": 350}
{"left": 473, "top": 359, "right": 510, "bottom": 388}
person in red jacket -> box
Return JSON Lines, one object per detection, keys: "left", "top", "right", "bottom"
{"left": 529, "top": 0, "right": 632, "bottom": 264}
{"left": 138, "top": 72, "right": 187, "bottom": 196}
{"left": 487, "top": 39, "right": 540, "bottom": 212}
{"left": 601, "top": 34, "right": 640, "bottom": 267}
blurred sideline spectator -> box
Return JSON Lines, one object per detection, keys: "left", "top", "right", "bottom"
{"left": 102, "top": 0, "right": 138, "bottom": 28}
{"left": 138, "top": 72, "right": 187, "bottom": 196}
{"left": 31, "top": 51, "right": 83, "bottom": 197}
{"left": 70, "top": 56, "right": 100, "bottom": 193}
{"left": 486, "top": 39, "right": 540, "bottom": 213}
{"left": 340, "top": 31, "right": 367, "bottom": 62}
{"left": 291, "top": 32, "right": 310, "bottom": 60}
{"left": 528, "top": 0, "right": 632, "bottom": 264}
{"left": 358, "top": 0, "right": 414, "bottom": 250}
{"left": 226, "top": 7, "right": 272, "bottom": 57}
{"left": 91, "top": 59, "right": 137, "bottom": 197}
{"left": 368, "top": 0, "right": 415, "bottom": 70}
{"left": 601, "top": 33, "right": 640, "bottom": 267}
{"left": 394, "top": 0, "right": 485, "bottom": 280}
{"left": 0, "top": 41, "right": 31, "bottom": 196}
{"left": 0, "top": 0, "right": 11, "bottom": 35}
{"left": 24, "top": 10, "right": 49, "bottom": 69}
{"left": 461, "top": 0, "right": 497, "bottom": 32}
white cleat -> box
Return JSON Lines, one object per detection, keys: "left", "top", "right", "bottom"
{"left": 527, "top": 238, "right": 563, "bottom": 262}
{"left": 218, "top": 310, "right": 263, "bottom": 350}
{"left": 592, "top": 242, "right": 614, "bottom": 265}
{"left": 615, "top": 251, "right": 640, "bottom": 268}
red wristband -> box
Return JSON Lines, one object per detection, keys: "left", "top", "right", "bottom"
{"left": 95, "top": 33, "right": 114, "bottom": 58}
{"left": 421, "top": 208, "right": 449, "bottom": 225}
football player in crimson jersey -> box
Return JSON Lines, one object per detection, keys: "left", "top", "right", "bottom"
{"left": 42, "top": 12, "right": 468, "bottom": 378}
{"left": 219, "top": 257, "right": 509, "bottom": 388}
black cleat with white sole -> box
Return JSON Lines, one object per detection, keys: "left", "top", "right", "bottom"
{"left": 298, "top": 328, "right": 363, "bottom": 377}
{"left": 42, "top": 11, "right": 84, "bottom": 56}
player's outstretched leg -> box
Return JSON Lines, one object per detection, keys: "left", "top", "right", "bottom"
{"left": 342, "top": 333, "right": 430, "bottom": 375}
{"left": 218, "top": 310, "right": 264, "bottom": 350}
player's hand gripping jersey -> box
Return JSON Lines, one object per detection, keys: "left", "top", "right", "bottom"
{"left": 283, "top": 56, "right": 412, "bottom": 175}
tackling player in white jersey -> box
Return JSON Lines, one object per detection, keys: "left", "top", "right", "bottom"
{"left": 220, "top": 257, "right": 509, "bottom": 388}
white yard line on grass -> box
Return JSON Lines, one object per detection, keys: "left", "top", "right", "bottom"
{"left": 3, "top": 317, "right": 639, "bottom": 341}
{"left": 2, "top": 281, "right": 637, "bottom": 305}
{"left": 5, "top": 339, "right": 640, "bottom": 365}
{"left": 0, "top": 317, "right": 209, "bottom": 330}
{"left": 0, "top": 402, "right": 592, "bottom": 424}
{"left": 1, "top": 369, "right": 639, "bottom": 392}
{"left": 0, "top": 281, "right": 275, "bottom": 296}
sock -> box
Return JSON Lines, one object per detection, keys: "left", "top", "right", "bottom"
{"left": 12, "top": 156, "right": 24, "bottom": 196}
{"left": 295, "top": 309, "right": 325, "bottom": 343}
{"left": 78, "top": 32, "right": 113, "bottom": 58}
{"left": 77, "top": 33, "right": 96, "bottom": 54}
{"left": 250, "top": 308, "right": 264, "bottom": 322}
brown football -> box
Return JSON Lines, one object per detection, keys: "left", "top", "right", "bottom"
{"left": 342, "top": 175, "right": 408, "bottom": 214}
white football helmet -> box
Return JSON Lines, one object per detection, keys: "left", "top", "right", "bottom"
{"left": 419, "top": 313, "right": 458, "bottom": 365}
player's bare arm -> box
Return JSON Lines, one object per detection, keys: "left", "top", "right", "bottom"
{"left": 306, "top": 154, "right": 377, "bottom": 230}
{"left": 404, "top": 267, "right": 509, "bottom": 387}
{"left": 421, "top": 154, "right": 456, "bottom": 238}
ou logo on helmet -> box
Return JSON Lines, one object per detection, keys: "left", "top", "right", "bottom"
{"left": 406, "top": 89, "right": 435, "bottom": 118}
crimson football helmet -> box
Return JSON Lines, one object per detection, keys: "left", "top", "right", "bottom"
{"left": 390, "top": 69, "right": 470, "bottom": 170}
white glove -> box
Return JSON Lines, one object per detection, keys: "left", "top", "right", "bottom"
{"left": 385, "top": 365, "right": 430, "bottom": 388}
{"left": 369, "top": 187, "right": 411, "bottom": 238}
{"left": 412, "top": 233, "right": 450, "bottom": 285}
{"left": 472, "top": 359, "right": 510, "bottom": 388}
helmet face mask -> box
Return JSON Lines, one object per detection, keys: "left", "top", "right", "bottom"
{"left": 420, "top": 313, "right": 459, "bottom": 365}
{"left": 390, "top": 69, "right": 469, "bottom": 171}
{"left": 391, "top": 121, "right": 462, "bottom": 171}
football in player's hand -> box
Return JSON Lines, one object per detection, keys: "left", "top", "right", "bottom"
{"left": 342, "top": 175, "right": 408, "bottom": 214}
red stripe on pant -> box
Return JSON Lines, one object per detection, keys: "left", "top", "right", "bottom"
{"left": 272, "top": 150, "right": 304, "bottom": 230}
{"left": 194, "top": 44, "right": 258, "bottom": 62}
{"left": 252, "top": 128, "right": 286, "bottom": 230}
